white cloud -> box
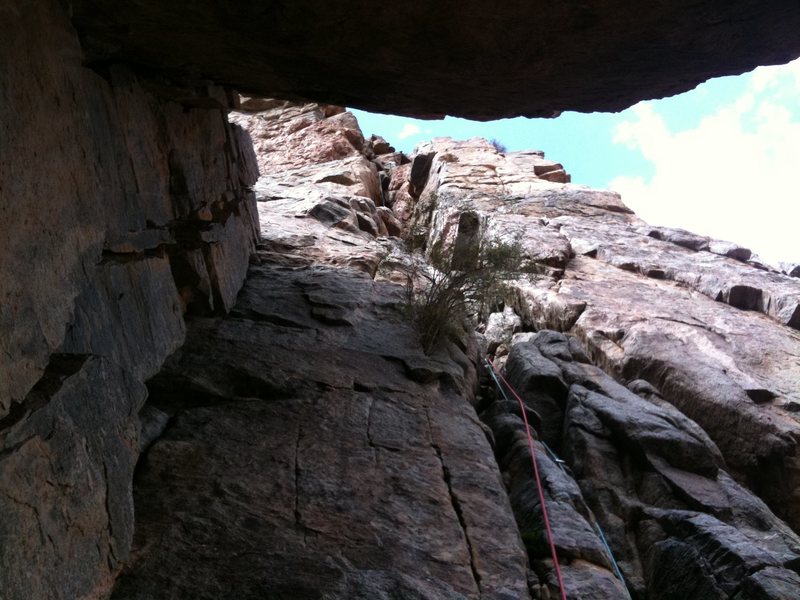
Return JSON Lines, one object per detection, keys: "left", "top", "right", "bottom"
{"left": 397, "top": 123, "right": 422, "bottom": 140}
{"left": 610, "top": 58, "right": 800, "bottom": 264}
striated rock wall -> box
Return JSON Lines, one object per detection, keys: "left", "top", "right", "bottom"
{"left": 0, "top": 2, "right": 258, "bottom": 597}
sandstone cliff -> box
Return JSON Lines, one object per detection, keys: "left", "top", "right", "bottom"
{"left": 3, "top": 2, "right": 800, "bottom": 599}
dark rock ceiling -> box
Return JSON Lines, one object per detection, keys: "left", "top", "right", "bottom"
{"left": 71, "top": 0, "right": 800, "bottom": 119}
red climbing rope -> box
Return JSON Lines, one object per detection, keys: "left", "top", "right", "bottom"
{"left": 486, "top": 357, "right": 568, "bottom": 600}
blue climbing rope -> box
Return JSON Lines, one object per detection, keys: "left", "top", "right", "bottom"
{"left": 484, "top": 357, "right": 630, "bottom": 594}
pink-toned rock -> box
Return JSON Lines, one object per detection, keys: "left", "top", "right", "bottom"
{"left": 232, "top": 105, "right": 384, "bottom": 206}
{"left": 376, "top": 206, "right": 402, "bottom": 237}
{"left": 370, "top": 134, "right": 395, "bottom": 155}
{"left": 533, "top": 158, "right": 571, "bottom": 183}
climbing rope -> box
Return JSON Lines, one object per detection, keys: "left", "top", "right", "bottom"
{"left": 542, "top": 440, "right": 568, "bottom": 474}
{"left": 485, "top": 357, "right": 569, "bottom": 600}
{"left": 595, "top": 522, "right": 627, "bottom": 588}
{"left": 543, "top": 433, "right": 628, "bottom": 590}
{"left": 485, "top": 357, "right": 630, "bottom": 597}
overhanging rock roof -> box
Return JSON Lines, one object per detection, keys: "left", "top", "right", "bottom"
{"left": 72, "top": 0, "right": 800, "bottom": 119}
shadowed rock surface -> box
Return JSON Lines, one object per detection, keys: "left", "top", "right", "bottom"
{"left": 70, "top": 1, "right": 800, "bottom": 118}
{"left": 3, "top": 3, "right": 800, "bottom": 597}
{"left": 112, "top": 264, "right": 530, "bottom": 600}
{"left": 1, "top": 2, "right": 258, "bottom": 596}
{"left": 483, "top": 334, "right": 800, "bottom": 599}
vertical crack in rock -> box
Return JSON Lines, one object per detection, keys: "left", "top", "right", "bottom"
{"left": 434, "top": 444, "right": 483, "bottom": 595}
{"left": 425, "top": 407, "right": 482, "bottom": 594}
{"left": 293, "top": 421, "right": 305, "bottom": 544}
{"left": 364, "top": 394, "right": 379, "bottom": 463}
{"left": 102, "top": 461, "right": 121, "bottom": 567}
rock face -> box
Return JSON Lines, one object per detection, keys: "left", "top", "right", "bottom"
{"left": 486, "top": 334, "right": 800, "bottom": 600}
{"left": 1, "top": 2, "right": 258, "bottom": 597}
{"left": 396, "top": 135, "right": 800, "bottom": 598}
{"left": 410, "top": 137, "right": 800, "bottom": 532}
{"left": 69, "top": 1, "right": 800, "bottom": 118}
{"left": 101, "top": 104, "right": 800, "bottom": 600}
{"left": 4, "top": 4, "right": 800, "bottom": 597}
{"left": 112, "top": 265, "right": 530, "bottom": 600}
{"left": 110, "top": 105, "right": 532, "bottom": 600}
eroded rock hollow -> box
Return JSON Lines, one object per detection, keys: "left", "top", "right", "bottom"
{"left": 2, "top": 1, "right": 800, "bottom": 599}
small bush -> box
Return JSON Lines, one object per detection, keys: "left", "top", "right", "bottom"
{"left": 490, "top": 138, "right": 508, "bottom": 153}
{"left": 399, "top": 223, "right": 524, "bottom": 353}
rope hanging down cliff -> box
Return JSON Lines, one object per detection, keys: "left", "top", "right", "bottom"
{"left": 485, "top": 357, "right": 569, "bottom": 600}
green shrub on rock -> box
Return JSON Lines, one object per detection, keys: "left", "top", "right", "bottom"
{"left": 398, "top": 217, "right": 523, "bottom": 353}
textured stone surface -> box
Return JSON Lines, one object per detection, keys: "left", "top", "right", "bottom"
{"left": 543, "top": 257, "right": 800, "bottom": 531}
{"left": 378, "top": 134, "right": 800, "bottom": 598}
{"left": 408, "top": 137, "right": 800, "bottom": 536}
{"left": 484, "top": 334, "right": 800, "bottom": 599}
{"left": 230, "top": 99, "right": 405, "bottom": 276}
{"left": 8, "top": 1, "right": 800, "bottom": 598}
{"left": 5, "top": 22, "right": 800, "bottom": 593}
{"left": 113, "top": 266, "right": 531, "bottom": 600}
{"left": 70, "top": 1, "right": 800, "bottom": 118}
{"left": 1, "top": 0, "right": 258, "bottom": 418}
{"left": 483, "top": 306, "right": 523, "bottom": 355}
{"left": 107, "top": 104, "right": 533, "bottom": 599}
{"left": 0, "top": 2, "right": 259, "bottom": 597}
{"left": 111, "top": 104, "right": 800, "bottom": 600}
{"left": 59, "top": 256, "right": 185, "bottom": 381}
{"left": 0, "top": 356, "right": 147, "bottom": 600}
{"left": 483, "top": 398, "right": 630, "bottom": 600}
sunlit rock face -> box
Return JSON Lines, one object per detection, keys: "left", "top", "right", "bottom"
{"left": 411, "top": 134, "right": 800, "bottom": 518}
{"left": 105, "top": 103, "right": 800, "bottom": 600}
{"left": 70, "top": 0, "right": 800, "bottom": 118}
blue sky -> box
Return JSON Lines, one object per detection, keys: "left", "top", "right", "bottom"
{"left": 352, "top": 58, "right": 800, "bottom": 264}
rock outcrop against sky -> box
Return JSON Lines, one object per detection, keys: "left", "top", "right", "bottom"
{"left": 3, "top": 2, "right": 800, "bottom": 599}
{"left": 110, "top": 103, "right": 800, "bottom": 599}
